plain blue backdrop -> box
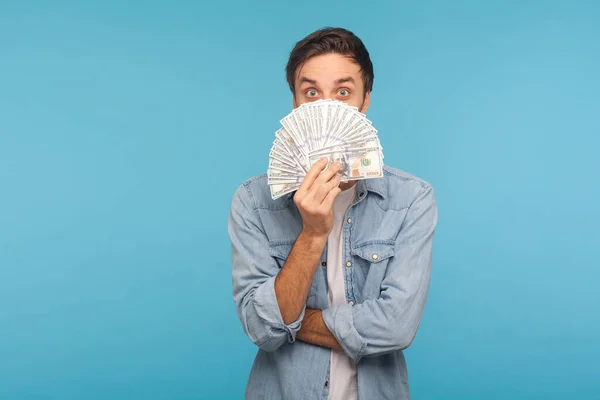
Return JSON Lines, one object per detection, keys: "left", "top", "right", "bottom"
{"left": 1, "top": 1, "right": 599, "bottom": 399}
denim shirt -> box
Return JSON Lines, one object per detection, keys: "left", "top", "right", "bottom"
{"left": 228, "top": 165, "right": 438, "bottom": 400}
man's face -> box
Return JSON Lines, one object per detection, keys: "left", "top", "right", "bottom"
{"left": 330, "top": 151, "right": 348, "bottom": 178}
{"left": 330, "top": 151, "right": 347, "bottom": 170}
{"left": 293, "top": 53, "right": 370, "bottom": 113}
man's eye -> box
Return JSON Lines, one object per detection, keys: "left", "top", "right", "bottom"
{"left": 338, "top": 89, "right": 350, "bottom": 97}
{"left": 306, "top": 89, "right": 318, "bottom": 98}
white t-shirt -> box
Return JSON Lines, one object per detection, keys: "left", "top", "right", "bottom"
{"left": 327, "top": 184, "right": 358, "bottom": 400}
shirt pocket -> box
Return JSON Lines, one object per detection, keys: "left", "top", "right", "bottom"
{"left": 351, "top": 241, "right": 395, "bottom": 300}
{"left": 268, "top": 241, "right": 319, "bottom": 303}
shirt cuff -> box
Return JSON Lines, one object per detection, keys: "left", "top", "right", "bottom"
{"left": 253, "top": 275, "right": 305, "bottom": 343}
{"left": 322, "top": 305, "right": 367, "bottom": 363}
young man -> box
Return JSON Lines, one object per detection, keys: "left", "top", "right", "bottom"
{"left": 228, "top": 27, "right": 438, "bottom": 400}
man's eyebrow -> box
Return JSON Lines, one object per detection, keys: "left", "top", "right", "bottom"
{"left": 335, "top": 77, "right": 355, "bottom": 85}
{"left": 298, "top": 76, "right": 318, "bottom": 86}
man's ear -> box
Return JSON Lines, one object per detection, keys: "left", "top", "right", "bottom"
{"left": 360, "top": 91, "right": 371, "bottom": 114}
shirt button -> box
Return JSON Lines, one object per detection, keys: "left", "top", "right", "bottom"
{"left": 346, "top": 261, "right": 352, "bottom": 267}
{"left": 324, "top": 380, "right": 329, "bottom": 387}
{"left": 347, "top": 217, "right": 352, "bottom": 224}
{"left": 372, "top": 254, "right": 379, "bottom": 260}
{"left": 321, "top": 261, "right": 327, "bottom": 267}
{"left": 349, "top": 300, "right": 355, "bottom": 305}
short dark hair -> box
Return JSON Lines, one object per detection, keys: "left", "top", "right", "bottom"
{"left": 285, "top": 27, "right": 374, "bottom": 95}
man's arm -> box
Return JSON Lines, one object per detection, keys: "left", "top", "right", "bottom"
{"left": 274, "top": 233, "right": 325, "bottom": 324}
{"left": 229, "top": 183, "right": 301, "bottom": 352}
{"left": 296, "top": 308, "right": 342, "bottom": 351}
{"left": 274, "top": 159, "right": 342, "bottom": 324}
{"left": 319, "top": 185, "right": 438, "bottom": 363}
{"left": 229, "top": 159, "right": 342, "bottom": 351}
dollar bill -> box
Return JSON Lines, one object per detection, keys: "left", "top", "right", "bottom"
{"left": 268, "top": 100, "right": 384, "bottom": 199}
{"left": 270, "top": 181, "right": 301, "bottom": 200}
{"left": 308, "top": 146, "right": 383, "bottom": 182}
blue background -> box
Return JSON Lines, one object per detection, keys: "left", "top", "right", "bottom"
{"left": 1, "top": 1, "right": 599, "bottom": 399}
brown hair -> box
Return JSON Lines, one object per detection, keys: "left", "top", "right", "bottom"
{"left": 285, "top": 27, "right": 374, "bottom": 95}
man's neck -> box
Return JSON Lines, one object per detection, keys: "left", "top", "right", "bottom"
{"left": 339, "top": 180, "right": 358, "bottom": 191}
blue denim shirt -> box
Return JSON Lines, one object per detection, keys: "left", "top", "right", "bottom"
{"left": 228, "top": 165, "right": 438, "bottom": 400}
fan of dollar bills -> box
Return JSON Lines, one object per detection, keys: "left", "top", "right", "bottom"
{"left": 268, "top": 99, "right": 384, "bottom": 200}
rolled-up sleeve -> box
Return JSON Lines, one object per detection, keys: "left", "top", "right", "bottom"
{"left": 228, "top": 183, "right": 304, "bottom": 352}
{"left": 322, "top": 185, "right": 438, "bottom": 363}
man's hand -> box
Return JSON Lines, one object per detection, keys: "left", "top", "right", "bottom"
{"left": 294, "top": 158, "right": 343, "bottom": 239}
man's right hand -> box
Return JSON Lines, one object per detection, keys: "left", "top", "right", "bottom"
{"left": 293, "top": 158, "right": 343, "bottom": 240}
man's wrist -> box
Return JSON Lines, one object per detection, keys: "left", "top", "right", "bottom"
{"left": 298, "top": 229, "right": 328, "bottom": 248}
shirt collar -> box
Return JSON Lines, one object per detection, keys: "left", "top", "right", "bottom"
{"left": 357, "top": 176, "right": 386, "bottom": 199}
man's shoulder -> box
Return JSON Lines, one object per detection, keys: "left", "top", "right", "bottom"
{"left": 377, "top": 165, "right": 434, "bottom": 209}
{"left": 382, "top": 165, "right": 433, "bottom": 191}
{"left": 232, "top": 173, "right": 293, "bottom": 211}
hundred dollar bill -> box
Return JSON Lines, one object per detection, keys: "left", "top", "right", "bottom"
{"left": 268, "top": 157, "right": 302, "bottom": 175}
{"left": 309, "top": 136, "right": 380, "bottom": 158}
{"left": 270, "top": 181, "right": 301, "bottom": 200}
{"left": 275, "top": 128, "right": 309, "bottom": 172}
{"left": 269, "top": 149, "right": 299, "bottom": 171}
{"left": 267, "top": 168, "right": 305, "bottom": 184}
{"left": 308, "top": 146, "right": 383, "bottom": 182}
{"left": 268, "top": 100, "right": 384, "bottom": 200}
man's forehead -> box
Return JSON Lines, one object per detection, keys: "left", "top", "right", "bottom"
{"left": 295, "top": 55, "right": 361, "bottom": 84}
{"left": 297, "top": 75, "right": 356, "bottom": 85}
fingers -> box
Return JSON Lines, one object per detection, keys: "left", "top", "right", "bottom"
{"left": 320, "top": 186, "right": 342, "bottom": 211}
{"left": 295, "top": 158, "right": 328, "bottom": 199}
{"left": 307, "top": 161, "right": 342, "bottom": 203}
{"left": 314, "top": 161, "right": 342, "bottom": 187}
{"left": 313, "top": 173, "right": 340, "bottom": 204}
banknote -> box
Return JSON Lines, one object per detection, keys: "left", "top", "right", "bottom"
{"left": 270, "top": 181, "right": 301, "bottom": 200}
{"left": 308, "top": 146, "right": 383, "bottom": 182}
{"left": 267, "top": 100, "right": 384, "bottom": 199}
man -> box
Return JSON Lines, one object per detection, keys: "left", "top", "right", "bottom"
{"left": 228, "top": 27, "right": 438, "bottom": 400}
{"left": 328, "top": 149, "right": 349, "bottom": 180}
